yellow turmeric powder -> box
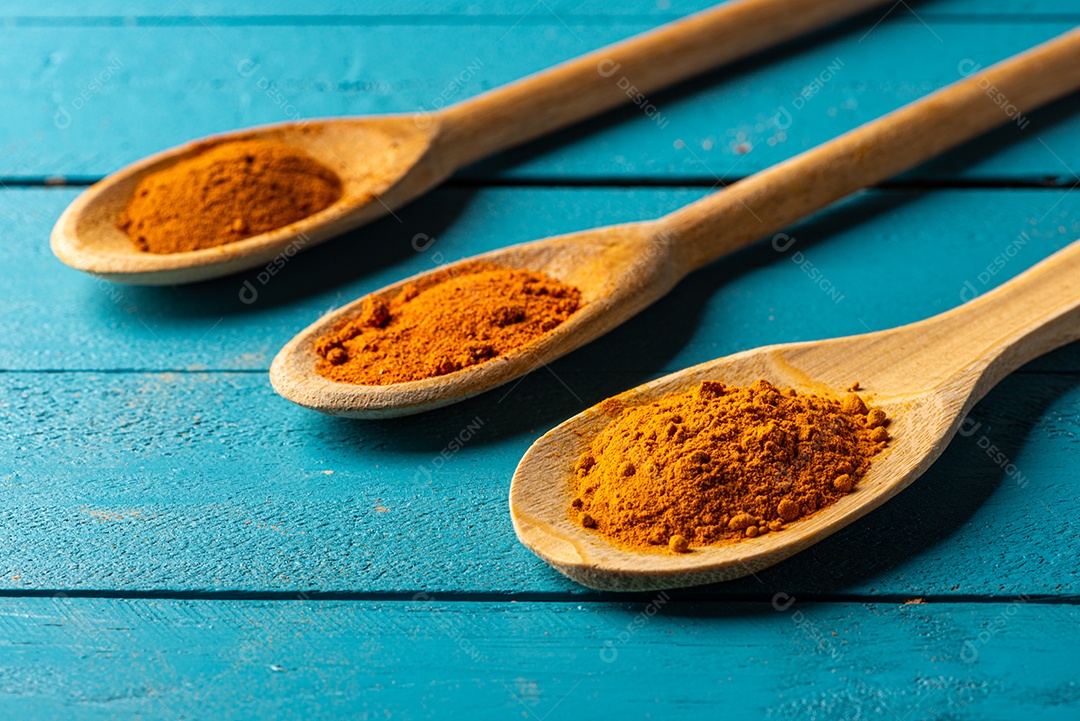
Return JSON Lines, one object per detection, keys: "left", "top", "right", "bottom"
{"left": 315, "top": 261, "right": 581, "bottom": 385}
{"left": 571, "top": 379, "right": 888, "bottom": 551}
{"left": 118, "top": 139, "right": 342, "bottom": 253}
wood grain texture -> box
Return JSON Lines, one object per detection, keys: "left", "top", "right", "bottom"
{"left": 1, "top": 597, "right": 1078, "bottom": 719}
{"left": 50, "top": 0, "right": 898, "bottom": 286}
{"left": 3, "top": 0, "right": 1079, "bottom": 713}
{"left": 5, "top": 20, "right": 1080, "bottom": 180}
{"left": 436, "top": 0, "right": 897, "bottom": 166}
{"left": 512, "top": 239, "right": 1080, "bottom": 590}
{"left": 270, "top": 29, "right": 1080, "bottom": 418}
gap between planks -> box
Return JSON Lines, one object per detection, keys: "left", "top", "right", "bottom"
{"left": 1, "top": 589, "right": 1078, "bottom": 604}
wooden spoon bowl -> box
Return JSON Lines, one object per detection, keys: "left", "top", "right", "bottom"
{"left": 50, "top": 117, "right": 440, "bottom": 285}
{"left": 510, "top": 240, "right": 1080, "bottom": 591}
{"left": 510, "top": 337, "right": 949, "bottom": 591}
{"left": 270, "top": 223, "right": 680, "bottom": 418}
{"left": 52, "top": 0, "right": 893, "bottom": 285}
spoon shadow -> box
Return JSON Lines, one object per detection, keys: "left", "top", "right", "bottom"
{"left": 75, "top": 2, "right": 901, "bottom": 301}
{"left": 82, "top": 17, "right": 1080, "bottom": 323}
{"left": 300, "top": 190, "right": 919, "bottom": 451}
{"left": 461, "top": 8, "right": 889, "bottom": 181}
{"left": 464, "top": 7, "right": 1080, "bottom": 185}
{"left": 96, "top": 88, "right": 1080, "bottom": 332}
{"left": 909, "top": 91, "right": 1080, "bottom": 183}
{"left": 89, "top": 187, "right": 480, "bottom": 319}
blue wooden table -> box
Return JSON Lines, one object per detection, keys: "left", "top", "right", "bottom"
{"left": 3, "top": 1, "right": 1079, "bottom": 718}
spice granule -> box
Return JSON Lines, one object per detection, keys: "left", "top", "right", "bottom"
{"left": 118, "top": 139, "right": 342, "bottom": 254}
{"left": 315, "top": 261, "right": 581, "bottom": 385}
{"left": 571, "top": 379, "right": 889, "bottom": 550}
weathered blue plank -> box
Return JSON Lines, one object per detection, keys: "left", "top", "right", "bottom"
{"left": 1, "top": 368, "right": 1077, "bottom": 596}
{"left": 4, "top": 21, "right": 1080, "bottom": 180}
{"left": 1, "top": 597, "right": 1077, "bottom": 719}
{"left": 3, "top": 1, "right": 1076, "bottom": 717}
{"left": 3, "top": 187, "right": 1077, "bottom": 372}
{"left": 3, "top": 193, "right": 1078, "bottom": 598}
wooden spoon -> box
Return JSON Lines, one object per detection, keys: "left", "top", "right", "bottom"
{"left": 511, "top": 238, "right": 1080, "bottom": 591}
{"left": 50, "top": 0, "right": 890, "bottom": 285}
{"left": 271, "top": 27, "right": 1080, "bottom": 418}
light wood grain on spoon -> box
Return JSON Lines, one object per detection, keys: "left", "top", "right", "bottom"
{"left": 51, "top": 0, "right": 891, "bottom": 285}
{"left": 511, "top": 238, "right": 1080, "bottom": 591}
{"left": 271, "top": 27, "right": 1080, "bottom": 418}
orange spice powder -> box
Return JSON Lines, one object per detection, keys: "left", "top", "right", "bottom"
{"left": 117, "top": 139, "right": 342, "bottom": 254}
{"left": 315, "top": 262, "right": 581, "bottom": 385}
{"left": 571, "top": 379, "right": 889, "bottom": 552}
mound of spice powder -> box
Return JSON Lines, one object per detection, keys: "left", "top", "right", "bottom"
{"left": 117, "top": 139, "right": 342, "bottom": 254}
{"left": 571, "top": 379, "right": 889, "bottom": 552}
{"left": 315, "top": 262, "right": 581, "bottom": 385}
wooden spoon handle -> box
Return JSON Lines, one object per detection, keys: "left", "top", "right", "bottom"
{"left": 928, "top": 238, "right": 1080, "bottom": 404}
{"left": 434, "top": 0, "right": 892, "bottom": 168}
{"left": 662, "top": 26, "right": 1080, "bottom": 271}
